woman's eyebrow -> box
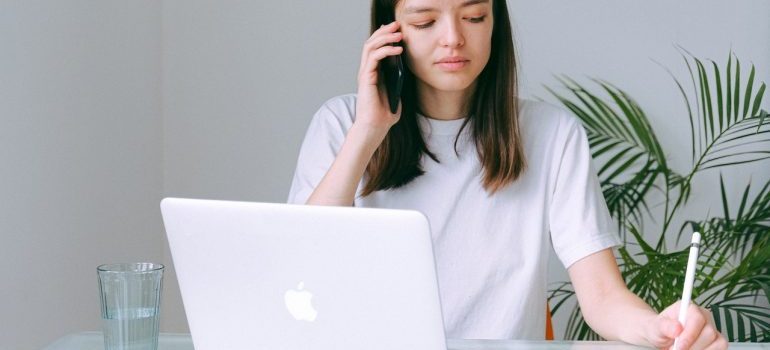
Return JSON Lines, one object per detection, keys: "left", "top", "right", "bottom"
{"left": 402, "top": 0, "right": 489, "bottom": 15}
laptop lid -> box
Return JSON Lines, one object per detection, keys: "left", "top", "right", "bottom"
{"left": 160, "top": 198, "right": 447, "bottom": 350}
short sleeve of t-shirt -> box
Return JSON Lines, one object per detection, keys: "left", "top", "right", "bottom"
{"left": 548, "top": 115, "right": 621, "bottom": 269}
{"left": 287, "top": 95, "right": 355, "bottom": 204}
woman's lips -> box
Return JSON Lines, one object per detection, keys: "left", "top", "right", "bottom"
{"left": 436, "top": 60, "right": 469, "bottom": 71}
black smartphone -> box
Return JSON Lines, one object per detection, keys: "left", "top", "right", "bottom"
{"left": 380, "top": 21, "right": 404, "bottom": 114}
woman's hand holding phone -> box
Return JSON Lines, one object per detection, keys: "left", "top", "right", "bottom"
{"left": 354, "top": 21, "right": 403, "bottom": 137}
{"left": 305, "top": 21, "right": 404, "bottom": 206}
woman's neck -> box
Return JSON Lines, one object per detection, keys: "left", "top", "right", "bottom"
{"left": 416, "top": 80, "right": 477, "bottom": 121}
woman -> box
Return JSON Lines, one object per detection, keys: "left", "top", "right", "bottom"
{"left": 288, "top": 0, "right": 726, "bottom": 349}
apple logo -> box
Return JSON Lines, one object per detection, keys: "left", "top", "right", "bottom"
{"left": 284, "top": 282, "right": 317, "bottom": 322}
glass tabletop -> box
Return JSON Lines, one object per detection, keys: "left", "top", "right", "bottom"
{"left": 44, "top": 332, "right": 770, "bottom": 350}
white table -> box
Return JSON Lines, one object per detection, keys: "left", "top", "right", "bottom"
{"left": 44, "top": 332, "right": 769, "bottom": 349}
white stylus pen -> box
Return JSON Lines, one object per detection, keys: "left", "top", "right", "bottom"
{"left": 674, "top": 231, "right": 701, "bottom": 350}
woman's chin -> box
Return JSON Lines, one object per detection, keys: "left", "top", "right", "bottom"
{"left": 419, "top": 76, "right": 473, "bottom": 91}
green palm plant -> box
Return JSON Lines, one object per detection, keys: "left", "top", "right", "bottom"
{"left": 545, "top": 50, "right": 770, "bottom": 342}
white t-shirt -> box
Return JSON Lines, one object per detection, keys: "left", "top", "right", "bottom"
{"left": 287, "top": 93, "right": 621, "bottom": 340}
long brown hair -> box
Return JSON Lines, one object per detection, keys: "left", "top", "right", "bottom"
{"left": 362, "top": 0, "right": 526, "bottom": 196}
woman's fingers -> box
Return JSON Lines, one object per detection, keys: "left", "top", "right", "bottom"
{"left": 358, "top": 21, "right": 402, "bottom": 77}
{"left": 687, "top": 324, "right": 720, "bottom": 350}
{"left": 647, "top": 316, "right": 680, "bottom": 348}
{"left": 364, "top": 32, "right": 402, "bottom": 54}
{"left": 676, "top": 304, "right": 707, "bottom": 350}
{"left": 675, "top": 306, "right": 728, "bottom": 350}
{"left": 360, "top": 46, "right": 404, "bottom": 85}
{"left": 369, "top": 21, "right": 400, "bottom": 38}
{"left": 702, "top": 336, "right": 728, "bottom": 350}
{"left": 685, "top": 307, "right": 726, "bottom": 350}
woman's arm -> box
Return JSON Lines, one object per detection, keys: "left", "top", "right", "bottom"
{"left": 568, "top": 249, "right": 727, "bottom": 350}
{"left": 305, "top": 124, "right": 386, "bottom": 206}
{"left": 305, "top": 22, "right": 404, "bottom": 206}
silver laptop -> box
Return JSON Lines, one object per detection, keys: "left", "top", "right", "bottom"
{"left": 160, "top": 197, "right": 447, "bottom": 350}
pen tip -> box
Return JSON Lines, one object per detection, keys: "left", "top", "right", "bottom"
{"left": 692, "top": 232, "right": 701, "bottom": 244}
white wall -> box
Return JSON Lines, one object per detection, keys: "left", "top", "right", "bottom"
{"left": 0, "top": 2, "right": 162, "bottom": 349}
{"left": 2, "top": 1, "right": 768, "bottom": 348}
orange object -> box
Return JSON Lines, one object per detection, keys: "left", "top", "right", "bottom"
{"left": 545, "top": 301, "right": 554, "bottom": 340}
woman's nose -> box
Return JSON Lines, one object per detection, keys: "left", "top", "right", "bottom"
{"left": 439, "top": 19, "right": 464, "bottom": 48}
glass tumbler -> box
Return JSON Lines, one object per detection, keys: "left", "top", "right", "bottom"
{"left": 97, "top": 262, "right": 164, "bottom": 350}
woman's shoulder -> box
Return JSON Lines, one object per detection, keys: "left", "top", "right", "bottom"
{"left": 305, "top": 93, "right": 358, "bottom": 136}
{"left": 320, "top": 92, "right": 358, "bottom": 109}
{"left": 518, "top": 98, "right": 578, "bottom": 126}
{"left": 518, "top": 98, "right": 584, "bottom": 137}
{"left": 315, "top": 93, "right": 358, "bottom": 122}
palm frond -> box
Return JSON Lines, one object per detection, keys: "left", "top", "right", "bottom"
{"left": 690, "top": 177, "right": 770, "bottom": 262}
{"left": 680, "top": 51, "right": 770, "bottom": 173}
{"left": 547, "top": 282, "right": 575, "bottom": 316}
{"left": 710, "top": 298, "right": 770, "bottom": 342}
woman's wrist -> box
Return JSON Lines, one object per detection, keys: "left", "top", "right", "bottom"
{"left": 586, "top": 288, "right": 660, "bottom": 346}
{"left": 610, "top": 292, "right": 660, "bottom": 346}
{"left": 347, "top": 122, "right": 390, "bottom": 154}
{"left": 629, "top": 309, "right": 661, "bottom": 347}
{"left": 306, "top": 124, "right": 384, "bottom": 206}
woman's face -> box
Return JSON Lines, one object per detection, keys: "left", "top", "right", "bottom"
{"left": 395, "top": 0, "right": 494, "bottom": 95}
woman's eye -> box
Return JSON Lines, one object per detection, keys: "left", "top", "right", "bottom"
{"left": 468, "top": 15, "right": 486, "bottom": 23}
{"left": 414, "top": 21, "right": 435, "bottom": 29}
{"left": 412, "top": 15, "right": 487, "bottom": 30}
